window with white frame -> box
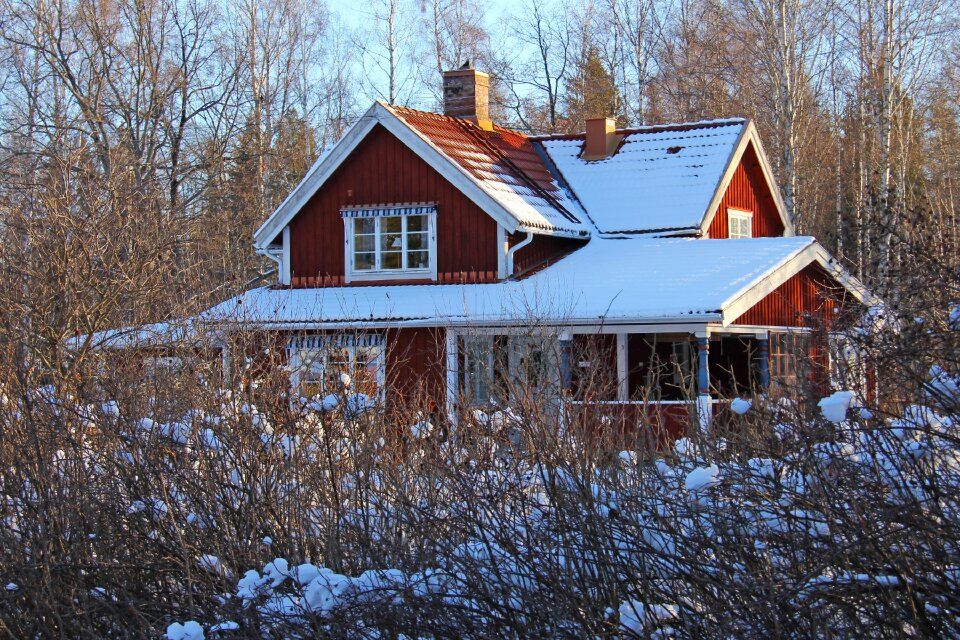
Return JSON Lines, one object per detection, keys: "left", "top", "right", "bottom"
{"left": 727, "top": 208, "right": 753, "bottom": 239}
{"left": 342, "top": 204, "right": 437, "bottom": 281}
{"left": 289, "top": 334, "right": 385, "bottom": 400}
{"left": 506, "top": 334, "right": 561, "bottom": 402}
{"left": 459, "top": 334, "right": 561, "bottom": 404}
{"left": 461, "top": 335, "right": 497, "bottom": 404}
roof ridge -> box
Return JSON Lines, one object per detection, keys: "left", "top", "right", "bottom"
{"left": 388, "top": 103, "right": 529, "bottom": 139}
{"left": 531, "top": 117, "right": 748, "bottom": 141}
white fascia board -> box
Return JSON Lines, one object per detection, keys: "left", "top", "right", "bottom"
{"left": 719, "top": 241, "right": 874, "bottom": 326}
{"left": 254, "top": 104, "right": 381, "bottom": 248}
{"left": 806, "top": 244, "right": 876, "bottom": 305}
{"left": 699, "top": 121, "right": 794, "bottom": 237}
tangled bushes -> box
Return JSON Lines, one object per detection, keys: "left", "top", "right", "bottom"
{"left": 3, "top": 349, "right": 960, "bottom": 638}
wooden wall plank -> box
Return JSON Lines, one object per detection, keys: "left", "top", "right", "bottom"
{"left": 385, "top": 327, "right": 447, "bottom": 416}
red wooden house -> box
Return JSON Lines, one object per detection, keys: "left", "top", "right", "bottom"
{"left": 200, "top": 68, "right": 871, "bottom": 433}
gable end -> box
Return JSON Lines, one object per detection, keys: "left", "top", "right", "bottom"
{"left": 700, "top": 122, "right": 793, "bottom": 238}
{"left": 288, "top": 124, "right": 501, "bottom": 284}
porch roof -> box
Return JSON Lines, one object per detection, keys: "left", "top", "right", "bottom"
{"left": 202, "top": 236, "right": 834, "bottom": 328}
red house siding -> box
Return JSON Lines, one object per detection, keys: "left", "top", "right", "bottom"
{"left": 288, "top": 125, "right": 499, "bottom": 284}
{"left": 707, "top": 143, "right": 785, "bottom": 239}
{"left": 732, "top": 264, "right": 843, "bottom": 328}
{"left": 385, "top": 327, "right": 446, "bottom": 415}
{"left": 733, "top": 264, "right": 849, "bottom": 393}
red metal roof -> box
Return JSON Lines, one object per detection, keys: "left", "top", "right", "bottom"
{"left": 388, "top": 105, "right": 587, "bottom": 234}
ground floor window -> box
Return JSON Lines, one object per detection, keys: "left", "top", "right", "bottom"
{"left": 769, "top": 331, "right": 810, "bottom": 394}
{"left": 461, "top": 335, "right": 498, "bottom": 404}
{"left": 460, "top": 334, "right": 561, "bottom": 405}
{"left": 626, "top": 335, "right": 696, "bottom": 401}
{"left": 289, "top": 334, "right": 385, "bottom": 400}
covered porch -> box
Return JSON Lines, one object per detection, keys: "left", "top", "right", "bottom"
{"left": 445, "top": 324, "right": 814, "bottom": 444}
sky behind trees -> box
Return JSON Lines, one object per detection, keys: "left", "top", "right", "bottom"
{"left": 0, "top": 0, "right": 958, "bottom": 343}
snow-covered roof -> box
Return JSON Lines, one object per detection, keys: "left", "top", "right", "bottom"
{"left": 538, "top": 119, "right": 750, "bottom": 234}
{"left": 70, "top": 320, "right": 212, "bottom": 350}
{"left": 204, "top": 236, "right": 851, "bottom": 328}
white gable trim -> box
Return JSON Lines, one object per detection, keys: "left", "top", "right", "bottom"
{"left": 719, "top": 241, "right": 873, "bottom": 326}
{"left": 254, "top": 105, "right": 380, "bottom": 248}
{"left": 254, "top": 102, "right": 590, "bottom": 250}
{"left": 699, "top": 121, "right": 794, "bottom": 238}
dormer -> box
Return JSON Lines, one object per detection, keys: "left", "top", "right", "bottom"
{"left": 535, "top": 118, "right": 793, "bottom": 238}
{"left": 253, "top": 71, "right": 590, "bottom": 289}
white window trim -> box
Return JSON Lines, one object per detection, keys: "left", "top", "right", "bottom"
{"left": 344, "top": 210, "right": 438, "bottom": 283}
{"left": 288, "top": 334, "right": 386, "bottom": 401}
{"left": 727, "top": 207, "right": 753, "bottom": 239}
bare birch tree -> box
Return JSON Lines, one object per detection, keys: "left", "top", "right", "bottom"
{"left": 501, "top": 0, "right": 579, "bottom": 132}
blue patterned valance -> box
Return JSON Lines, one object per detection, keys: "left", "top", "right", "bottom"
{"left": 339, "top": 203, "right": 436, "bottom": 219}
{"left": 289, "top": 333, "right": 385, "bottom": 350}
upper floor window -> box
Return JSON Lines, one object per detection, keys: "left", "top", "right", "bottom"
{"left": 342, "top": 204, "right": 437, "bottom": 281}
{"left": 727, "top": 208, "right": 753, "bottom": 239}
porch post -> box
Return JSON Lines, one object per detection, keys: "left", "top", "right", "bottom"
{"left": 559, "top": 332, "right": 573, "bottom": 392}
{"left": 616, "top": 332, "right": 629, "bottom": 401}
{"left": 445, "top": 329, "right": 459, "bottom": 422}
{"left": 757, "top": 332, "right": 770, "bottom": 389}
{"left": 218, "top": 337, "right": 232, "bottom": 387}
{"left": 696, "top": 332, "right": 712, "bottom": 431}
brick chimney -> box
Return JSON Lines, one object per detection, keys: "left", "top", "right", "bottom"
{"left": 443, "top": 68, "right": 492, "bottom": 130}
{"left": 583, "top": 117, "right": 621, "bottom": 160}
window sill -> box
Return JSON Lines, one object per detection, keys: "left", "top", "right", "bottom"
{"left": 347, "top": 270, "right": 435, "bottom": 283}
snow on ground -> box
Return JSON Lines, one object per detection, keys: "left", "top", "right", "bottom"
{"left": 818, "top": 391, "right": 854, "bottom": 422}
{"left": 730, "top": 397, "right": 752, "bottom": 414}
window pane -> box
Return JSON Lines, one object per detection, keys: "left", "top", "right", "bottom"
{"left": 407, "top": 214, "right": 427, "bottom": 232}
{"left": 354, "top": 252, "right": 375, "bottom": 270}
{"left": 323, "top": 348, "right": 350, "bottom": 390}
{"left": 355, "top": 218, "right": 375, "bottom": 234}
{"left": 348, "top": 213, "right": 433, "bottom": 276}
{"left": 299, "top": 350, "right": 324, "bottom": 383}
{"left": 407, "top": 250, "right": 429, "bottom": 269}
{"left": 381, "top": 252, "right": 402, "bottom": 269}
{"left": 354, "top": 346, "right": 382, "bottom": 396}
{"left": 381, "top": 233, "right": 402, "bottom": 250}
{"left": 382, "top": 216, "right": 402, "bottom": 233}
{"left": 729, "top": 214, "right": 751, "bottom": 239}
{"left": 354, "top": 234, "right": 375, "bottom": 251}
{"left": 407, "top": 231, "right": 428, "bottom": 250}
{"left": 462, "top": 337, "right": 494, "bottom": 402}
